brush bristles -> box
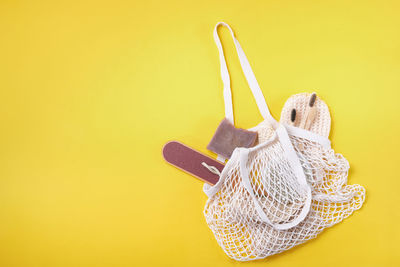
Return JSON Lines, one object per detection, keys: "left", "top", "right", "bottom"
{"left": 290, "top": 109, "right": 296, "bottom": 123}
{"left": 309, "top": 93, "right": 317, "bottom": 107}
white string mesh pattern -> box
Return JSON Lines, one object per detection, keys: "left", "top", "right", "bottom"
{"left": 204, "top": 95, "right": 365, "bottom": 261}
{"left": 290, "top": 134, "right": 365, "bottom": 226}
{"left": 204, "top": 124, "right": 365, "bottom": 261}
{"left": 235, "top": 134, "right": 310, "bottom": 226}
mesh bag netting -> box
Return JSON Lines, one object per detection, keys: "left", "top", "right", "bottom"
{"left": 203, "top": 94, "right": 365, "bottom": 261}
{"left": 204, "top": 22, "right": 365, "bottom": 261}
{"left": 206, "top": 125, "right": 312, "bottom": 229}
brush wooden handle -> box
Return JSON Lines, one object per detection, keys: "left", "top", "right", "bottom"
{"left": 300, "top": 93, "right": 318, "bottom": 130}
{"left": 304, "top": 107, "right": 318, "bottom": 130}
{"left": 299, "top": 110, "right": 308, "bottom": 129}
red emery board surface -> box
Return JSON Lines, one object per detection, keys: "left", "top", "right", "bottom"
{"left": 162, "top": 141, "right": 224, "bottom": 185}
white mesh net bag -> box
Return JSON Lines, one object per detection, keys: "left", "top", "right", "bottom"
{"left": 203, "top": 22, "right": 366, "bottom": 261}
{"left": 279, "top": 93, "right": 365, "bottom": 227}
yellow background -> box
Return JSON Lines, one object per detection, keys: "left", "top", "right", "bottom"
{"left": 0, "top": 0, "right": 399, "bottom": 266}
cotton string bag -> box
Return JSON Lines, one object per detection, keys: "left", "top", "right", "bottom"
{"left": 280, "top": 94, "right": 365, "bottom": 224}
{"left": 203, "top": 22, "right": 366, "bottom": 261}
{"left": 203, "top": 22, "right": 314, "bottom": 231}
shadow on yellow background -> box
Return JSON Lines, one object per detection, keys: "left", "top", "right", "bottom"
{"left": 0, "top": 0, "right": 399, "bottom": 266}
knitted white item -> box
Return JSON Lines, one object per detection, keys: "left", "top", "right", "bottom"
{"left": 280, "top": 93, "right": 331, "bottom": 138}
{"left": 203, "top": 22, "right": 365, "bottom": 261}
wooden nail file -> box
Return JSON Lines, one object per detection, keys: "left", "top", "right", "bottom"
{"left": 162, "top": 141, "right": 224, "bottom": 185}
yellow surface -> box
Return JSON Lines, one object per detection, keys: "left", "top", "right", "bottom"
{"left": 0, "top": 0, "right": 399, "bottom": 266}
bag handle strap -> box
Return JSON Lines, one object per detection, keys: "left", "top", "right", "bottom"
{"left": 213, "top": 22, "right": 275, "bottom": 125}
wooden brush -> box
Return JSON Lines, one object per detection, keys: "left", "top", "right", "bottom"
{"left": 300, "top": 93, "right": 318, "bottom": 130}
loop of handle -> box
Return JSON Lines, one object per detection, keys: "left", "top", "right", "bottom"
{"left": 213, "top": 22, "right": 275, "bottom": 125}
{"left": 212, "top": 23, "right": 312, "bottom": 229}
{"left": 238, "top": 125, "right": 312, "bottom": 230}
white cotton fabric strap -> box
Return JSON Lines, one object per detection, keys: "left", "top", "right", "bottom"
{"left": 213, "top": 22, "right": 274, "bottom": 125}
